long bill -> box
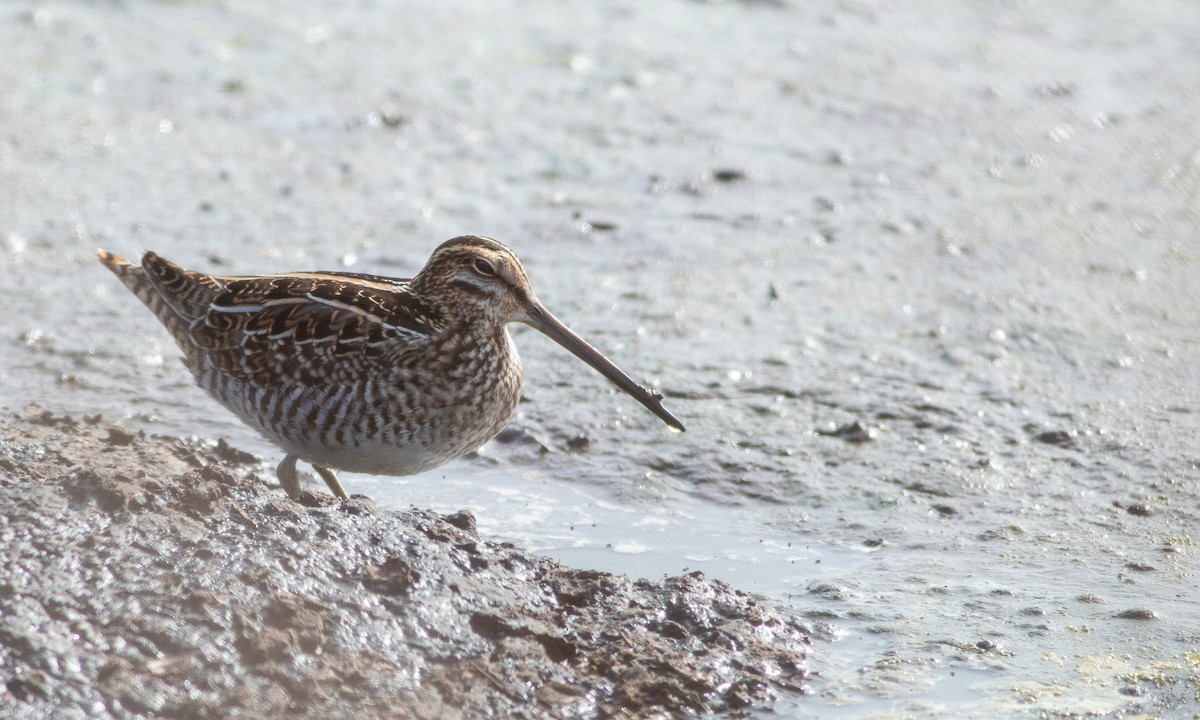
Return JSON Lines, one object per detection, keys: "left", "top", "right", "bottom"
{"left": 523, "top": 303, "right": 685, "bottom": 432}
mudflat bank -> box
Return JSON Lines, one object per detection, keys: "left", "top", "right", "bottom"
{"left": 0, "top": 408, "right": 809, "bottom": 718}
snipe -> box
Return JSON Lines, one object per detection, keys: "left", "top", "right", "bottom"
{"left": 98, "top": 236, "right": 683, "bottom": 500}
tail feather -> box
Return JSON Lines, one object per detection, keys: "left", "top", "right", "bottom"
{"left": 138, "top": 251, "right": 223, "bottom": 323}
{"left": 96, "top": 249, "right": 140, "bottom": 292}
{"left": 97, "top": 248, "right": 172, "bottom": 313}
{"left": 97, "top": 248, "right": 222, "bottom": 348}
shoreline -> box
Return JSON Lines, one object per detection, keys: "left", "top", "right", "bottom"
{"left": 0, "top": 406, "right": 809, "bottom": 718}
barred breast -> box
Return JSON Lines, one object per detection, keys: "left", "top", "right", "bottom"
{"left": 198, "top": 326, "right": 524, "bottom": 476}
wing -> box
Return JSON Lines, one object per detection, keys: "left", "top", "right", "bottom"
{"left": 189, "top": 271, "right": 442, "bottom": 387}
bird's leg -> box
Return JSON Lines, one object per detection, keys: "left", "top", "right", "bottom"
{"left": 277, "top": 455, "right": 348, "bottom": 501}
{"left": 314, "top": 464, "right": 349, "bottom": 500}
{"left": 276, "top": 454, "right": 302, "bottom": 499}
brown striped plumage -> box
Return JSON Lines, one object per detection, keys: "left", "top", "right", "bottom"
{"left": 98, "top": 236, "right": 683, "bottom": 500}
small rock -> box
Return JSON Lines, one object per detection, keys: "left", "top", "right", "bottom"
{"left": 214, "top": 438, "right": 257, "bottom": 465}
{"left": 1115, "top": 608, "right": 1157, "bottom": 620}
{"left": 1038, "top": 82, "right": 1076, "bottom": 98}
{"left": 1031, "top": 429, "right": 1077, "bottom": 448}
{"left": 711, "top": 168, "right": 747, "bottom": 183}
{"left": 815, "top": 421, "right": 873, "bottom": 443}
{"left": 373, "top": 106, "right": 407, "bottom": 128}
{"left": 5, "top": 671, "right": 48, "bottom": 701}
{"left": 105, "top": 427, "right": 137, "bottom": 446}
{"left": 362, "top": 555, "right": 420, "bottom": 597}
{"left": 825, "top": 150, "right": 852, "bottom": 165}
{"left": 445, "top": 510, "right": 478, "bottom": 535}
{"left": 566, "top": 434, "right": 590, "bottom": 453}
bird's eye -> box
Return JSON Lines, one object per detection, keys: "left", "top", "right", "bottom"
{"left": 472, "top": 258, "right": 496, "bottom": 276}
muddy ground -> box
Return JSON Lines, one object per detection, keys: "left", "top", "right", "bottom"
{"left": 3, "top": 1, "right": 1200, "bottom": 717}
{"left": 0, "top": 408, "right": 809, "bottom": 718}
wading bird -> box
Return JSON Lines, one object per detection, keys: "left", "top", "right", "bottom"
{"left": 98, "top": 236, "right": 683, "bottom": 500}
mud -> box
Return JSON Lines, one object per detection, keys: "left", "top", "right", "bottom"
{"left": 4, "top": 0, "right": 1200, "bottom": 716}
{"left": 0, "top": 408, "right": 808, "bottom": 718}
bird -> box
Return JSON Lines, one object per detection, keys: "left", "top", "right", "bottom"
{"left": 97, "top": 235, "right": 684, "bottom": 501}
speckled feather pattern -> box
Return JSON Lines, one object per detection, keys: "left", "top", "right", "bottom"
{"left": 98, "top": 240, "right": 525, "bottom": 476}
{"left": 99, "top": 235, "right": 683, "bottom": 498}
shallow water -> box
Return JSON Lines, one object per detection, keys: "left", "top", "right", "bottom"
{"left": 3, "top": 0, "right": 1200, "bottom": 716}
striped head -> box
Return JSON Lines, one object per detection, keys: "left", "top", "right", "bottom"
{"left": 410, "top": 235, "right": 536, "bottom": 325}
{"left": 412, "top": 235, "right": 685, "bottom": 431}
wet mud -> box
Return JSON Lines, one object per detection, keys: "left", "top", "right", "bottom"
{"left": 0, "top": 409, "right": 808, "bottom": 718}
{"left": 3, "top": 0, "right": 1200, "bottom": 717}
